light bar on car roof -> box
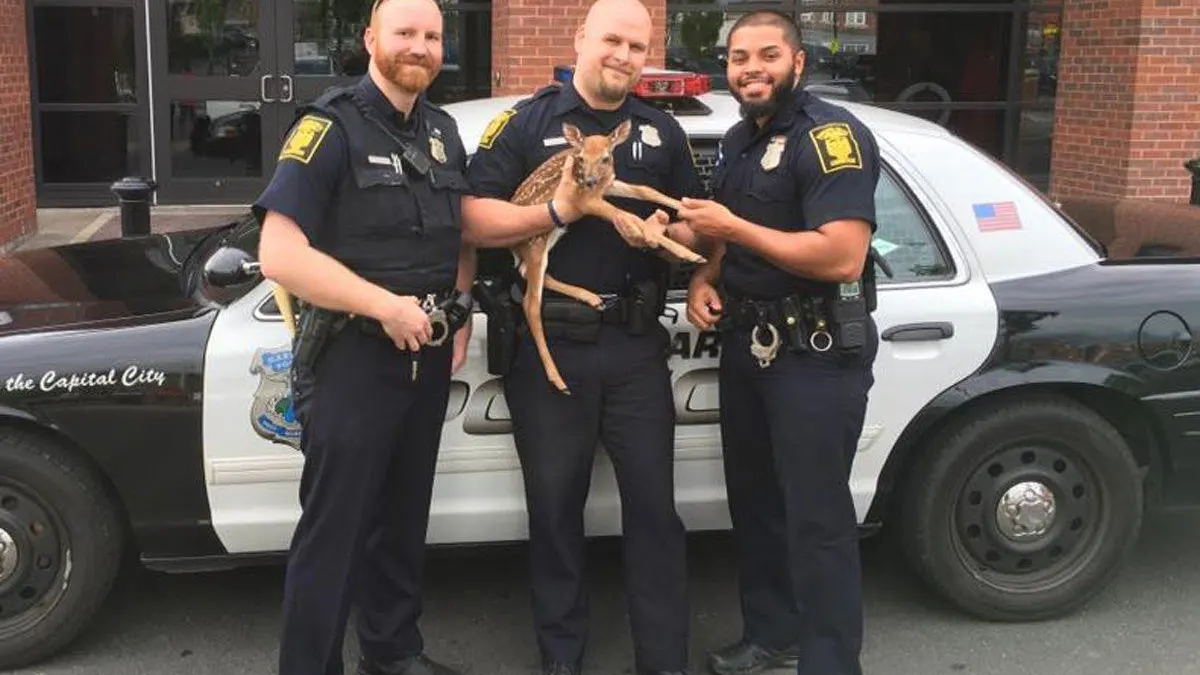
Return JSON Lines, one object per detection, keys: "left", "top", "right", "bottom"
{"left": 552, "top": 65, "right": 712, "bottom": 98}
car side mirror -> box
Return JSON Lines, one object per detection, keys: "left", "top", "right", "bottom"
{"left": 204, "top": 245, "right": 262, "bottom": 287}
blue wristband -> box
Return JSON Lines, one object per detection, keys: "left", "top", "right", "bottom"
{"left": 547, "top": 200, "right": 566, "bottom": 228}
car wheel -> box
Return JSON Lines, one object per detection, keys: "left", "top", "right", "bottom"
{"left": 0, "top": 428, "right": 123, "bottom": 669}
{"left": 900, "top": 395, "right": 1143, "bottom": 621}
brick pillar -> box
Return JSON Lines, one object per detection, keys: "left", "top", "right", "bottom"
{"left": 491, "top": 0, "right": 668, "bottom": 97}
{"left": 1050, "top": 0, "right": 1200, "bottom": 202}
{"left": 0, "top": 0, "right": 36, "bottom": 252}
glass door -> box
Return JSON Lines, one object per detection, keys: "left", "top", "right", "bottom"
{"left": 150, "top": 0, "right": 283, "bottom": 204}
{"left": 274, "top": 0, "right": 371, "bottom": 129}
{"left": 30, "top": 0, "right": 151, "bottom": 207}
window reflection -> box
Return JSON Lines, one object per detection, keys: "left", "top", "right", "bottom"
{"left": 293, "top": 0, "right": 370, "bottom": 76}
{"left": 170, "top": 100, "right": 262, "bottom": 177}
{"left": 34, "top": 6, "right": 137, "bottom": 104}
{"left": 166, "top": 0, "right": 261, "bottom": 76}
{"left": 40, "top": 112, "right": 142, "bottom": 184}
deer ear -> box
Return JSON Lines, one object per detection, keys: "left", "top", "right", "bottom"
{"left": 563, "top": 123, "right": 584, "bottom": 149}
{"left": 610, "top": 119, "right": 633, "bottom": 147}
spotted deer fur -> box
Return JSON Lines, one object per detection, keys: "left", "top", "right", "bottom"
{"left": 508, "top": 118, "right": 706, "bottom": 395}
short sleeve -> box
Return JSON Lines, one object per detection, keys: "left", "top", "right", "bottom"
{"left": 251, "top": 113, "right": 346, "bottom": 242}
{"left": 796, "top": 117, "right": 881, "bottom": 234}
{"left": 464, "top": 108, "right": 528, "bottom": 200}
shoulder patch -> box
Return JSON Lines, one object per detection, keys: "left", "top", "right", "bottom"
{"left": 279, "top": 114, "right": 333, "bottom": 164}
{"left": 808, "top": 122, "right": 863, "bottom": 174}
{"left": 478, "top": 108, "right": 515, "bottom": 150}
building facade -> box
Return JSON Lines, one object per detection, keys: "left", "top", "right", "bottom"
{"left": 1, "top": 0, "right": 1197, "bottom": 251}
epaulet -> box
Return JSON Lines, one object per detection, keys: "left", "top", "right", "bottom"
{"left": 514, "top": 84, "right": 560, "bottom": 111}
{"left": 311, "top": 84, "right": 355, "bottom": 109}
{"left": 799, "top": 94, "right": 855, "bottom": 127}
{"left": 421, "top": 100, "right": 456, "bottom": 123}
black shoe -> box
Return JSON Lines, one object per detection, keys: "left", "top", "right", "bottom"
{"left": 542, "top": 662, "right": 581, "bottom": 675}
{"left": 706, "top": 641, "right": 800, "bottom": 675}
{"left": 357, "top": 654, "right": 464, "bottom": 675}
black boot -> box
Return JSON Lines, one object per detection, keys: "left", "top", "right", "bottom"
{"left": 706, "top": 641, "right": 800, "bottom": 675}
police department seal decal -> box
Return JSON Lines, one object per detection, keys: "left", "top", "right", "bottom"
{"left": 249, "top": 345, "right": 301, "bottom": 449}
{"left": 478, "top": 108, "right": 515, "bottom": 150}
{"left": 809, "top": 122, "right": 862, "bottom": 174}
{"left": 279, "top": 115, "right": 332, "bottom": 165}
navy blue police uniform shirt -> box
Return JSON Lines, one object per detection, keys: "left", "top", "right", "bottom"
{"left": 252, "top": 76, "right": 468, "bottom": 249}
{"left": 714, "top": 86, "right": 881, "bottom": 300}
{"left": 464, "top": 80, "right": 704, "bottom": 294}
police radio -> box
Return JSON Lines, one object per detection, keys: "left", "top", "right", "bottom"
{"left": 828, "top": 279, "right": 868, "bottom": 351}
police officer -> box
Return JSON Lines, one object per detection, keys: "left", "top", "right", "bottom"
{"left": 459, "top": 1, "right": 703, "bottom": 673}
{"left": 678, "top": 10, "right": 881, "bottom": 675}
{"left": 253, "top": 1, "right": 476, "bottom": 674}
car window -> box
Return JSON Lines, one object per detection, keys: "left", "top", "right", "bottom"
{"left": 872, "top": 168, "right": 956, "bottom": 285}
{"left": 665, "top": 163, "right": 956, "bottom": 293}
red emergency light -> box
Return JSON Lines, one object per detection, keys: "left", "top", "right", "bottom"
{"left": 631, "top": 70, "right": 712, "bottom": 98}
{"left": 552, "top": 66, "right": 712, "bottom": 99}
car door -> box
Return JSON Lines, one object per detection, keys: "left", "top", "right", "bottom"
{"left": 847, "top": 156, "right": 1000, "bottom": 520}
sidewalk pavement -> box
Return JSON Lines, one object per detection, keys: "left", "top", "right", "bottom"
{"left": 17, "top": 205, "right": 251, "bottom": 253}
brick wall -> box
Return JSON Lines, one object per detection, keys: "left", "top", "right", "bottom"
{"left": 491, "top": 0, "right": 668, "bottom": 97}
{"left": 1051, "top": 0, "right": 1200, "bottom": 202}
{"left": 0, "top": 0, "right": 35, "bottom": 252}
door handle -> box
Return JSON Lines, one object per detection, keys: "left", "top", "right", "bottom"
{"left": 881, "top": 321, "right": 955, "bottom": 342}
{"left": 260, "top": 74, "right": 275, "bottom": 102}
{"left": 280, "top": 75, "right": 294, "bottom": 103}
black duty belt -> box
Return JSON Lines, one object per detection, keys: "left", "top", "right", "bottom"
{"left": 349, "top": 288, "right": 470, "bottom": 347}
{"left": 718, "top": 292, "right": 836, "bottom": 366}
{"left": 541, "top": 294, "right": 629, "bottom": 325}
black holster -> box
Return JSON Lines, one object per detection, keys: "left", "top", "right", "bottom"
{"left": 292, "top": 304, "right": 347, "bottom": 375}
{"left": 626, "top": 277, "right": 664, "bottom": 336}
{"left": 290, "top": 304, "right": 347, "bottom": 425}
{"left": 472, "top": 277, "right": 518, "bottom": 376}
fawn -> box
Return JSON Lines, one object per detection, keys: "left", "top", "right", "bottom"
{"left": 507, "top": 118, "right": 707, "bottom": 395}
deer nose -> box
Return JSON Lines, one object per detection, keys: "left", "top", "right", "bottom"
{"left": 584, "top": 177, "right": 597, "bottom": 189}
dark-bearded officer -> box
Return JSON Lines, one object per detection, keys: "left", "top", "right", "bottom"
{"left": 677, "top": 10, "right": 881, "bottom": 675}
{"left": 253, "top": 1, "right": 475, "bottom": 673}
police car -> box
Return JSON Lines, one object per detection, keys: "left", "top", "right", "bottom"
{"left": 0, "top": 68, "right": 1197, "bottom": 669}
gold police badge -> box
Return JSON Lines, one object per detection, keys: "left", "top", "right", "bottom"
{"left": 278, "top": 115, "right": 332, "bottom": 164}
{"left": 639, "top": 123, "right": 662, "bottom": 147}
{"left": 809, "top": 122, "right": 863, "bottom": 174}
{"left": 760, "top": 135, "right": 787, "bottom": 171}
{"left": 430, "top": 136, "right": 447, "bottom": 163}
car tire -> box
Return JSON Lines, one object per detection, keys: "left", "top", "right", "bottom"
{"left": 900, "top": 395, "right": 1143, "bottom": 621}
{"left": 0, "top": 428, "right": 123, "bottom": 669}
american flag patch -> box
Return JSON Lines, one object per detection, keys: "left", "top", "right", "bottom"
{"left": 973, "top": 201, "right": 1022, "bottom": 231}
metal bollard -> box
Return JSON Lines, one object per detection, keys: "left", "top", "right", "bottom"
{"left": 110, "top": 177, "right": 158, "bottom": 237}
{"left": 1186, "top": 158, "right": 1200, "bottom": 207}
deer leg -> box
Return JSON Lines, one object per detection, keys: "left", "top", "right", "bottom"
{"left": 519, "top": 239, "right": 572, "bottom": 396}
{"left": 587, "top": 199, "right": 708, "bottom": 264}
{"left": 605, "top": 179, "right": 684, "bottom": 212}
{"left": 544, "top": 275, "right": 605, "bottom": 309}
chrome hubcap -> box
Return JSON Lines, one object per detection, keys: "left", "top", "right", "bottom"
{"left": 996, "top": 481, "right": 1057, "bottom": 541}
{"left": 0, "top": 527, "right": 18, "bottom": 584}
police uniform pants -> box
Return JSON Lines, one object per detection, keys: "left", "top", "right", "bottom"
{"left": 718, "top": 319, "right": 878, "bottom": 675}
{"left": 503, "top": 323, "right": 689, "bottom": 673}
{"left": 279, "top": 326, "right": 452, "bottom": 675}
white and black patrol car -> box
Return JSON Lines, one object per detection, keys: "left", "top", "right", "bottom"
{"left": 0, "top": 69, "right": 1198, "bottom": 670}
